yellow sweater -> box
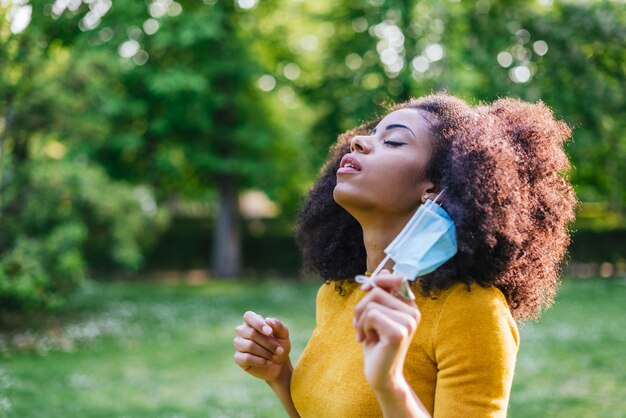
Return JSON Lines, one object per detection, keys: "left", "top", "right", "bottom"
{"left": 291, "top": 280, "right": 519, "bottom": 417}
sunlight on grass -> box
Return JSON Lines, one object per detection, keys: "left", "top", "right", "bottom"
{"left": 509, "top": 278, "right": 626, "bottom": 418}
{"left": 1, "top": 277, "right": 625, "bottom": 417}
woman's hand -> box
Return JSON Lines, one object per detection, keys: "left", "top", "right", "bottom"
{"left": 353, "top": 270, "right": 421, "bottom": 391}
{"left": 233, "top": 311, "right": 292, "bottom": 383}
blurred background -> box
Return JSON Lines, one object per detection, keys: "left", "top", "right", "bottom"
{"left": 0, "top": 0, "right": 625, "bottom": 417}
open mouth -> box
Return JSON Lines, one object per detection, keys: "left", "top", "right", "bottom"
{"left": 338, "top": 154, "right": 362, "bottom": 174}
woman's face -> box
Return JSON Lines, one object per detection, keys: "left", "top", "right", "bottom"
{"left": 333, "top": 108, "right": 435, "bottom": 217}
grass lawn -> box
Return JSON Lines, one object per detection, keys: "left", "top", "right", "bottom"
{"left": 1, "top": 276, "right": 625, "bottom": 417}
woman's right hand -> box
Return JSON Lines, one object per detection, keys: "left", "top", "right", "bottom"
{"left": 233, "top": 311, "right": 292, "bottom": 383}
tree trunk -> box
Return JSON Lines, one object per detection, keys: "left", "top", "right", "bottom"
{"left": 212, "top": 173, "right": 241, "bottom": 277}
{"left": 0, "top": 103, "right": 16, "bottom": 222}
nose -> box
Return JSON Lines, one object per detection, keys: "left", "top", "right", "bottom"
{"left": 350, "top": 134, "right": 372, "bottom": 154}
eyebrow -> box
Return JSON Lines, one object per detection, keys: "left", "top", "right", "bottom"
{"left": 373, "top": 124, "right": 417, "bottom": 139}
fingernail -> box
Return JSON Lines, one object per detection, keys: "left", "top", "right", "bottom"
{"left": 262, "top": 325, "right": 272, "bottom": 335}
{"left": 275, "top": 346, "right": 284, "bottom": 355}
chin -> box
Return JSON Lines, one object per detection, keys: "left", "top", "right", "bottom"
{"left": 333, "top": 184, "right": 369, "bottom": 215}
{"left": 333, "top": 184, "right": 353, "bottom": 209}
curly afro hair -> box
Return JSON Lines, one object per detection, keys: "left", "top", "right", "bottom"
{"left": 296, "top": 92, "right": 577, "bottom": 321}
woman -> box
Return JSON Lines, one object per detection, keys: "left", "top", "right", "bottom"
{"left": 233, "top": 93, "right": 576, "bottom": 417}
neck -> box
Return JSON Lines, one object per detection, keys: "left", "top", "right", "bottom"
{"left": 360, "top": 212, "right": 413, "bottom": 273}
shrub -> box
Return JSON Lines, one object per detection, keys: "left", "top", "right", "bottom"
{"left": 0, "top": 160, "right": 169, "bottom": 314}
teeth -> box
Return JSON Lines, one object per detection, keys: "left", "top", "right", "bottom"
{"left": 345, "top": 163, "right": 354, "bottom": 168}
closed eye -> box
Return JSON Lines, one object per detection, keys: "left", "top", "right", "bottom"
{"left": 384, "top": 140, "right": 407, "bottom": 146}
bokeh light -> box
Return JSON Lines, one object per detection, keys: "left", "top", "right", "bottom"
{"left": 149, "top": 0, "right": 181, "bottom": 19}
{"left": 143, "top": 18, "right": 160, "bottom": 36}
{"left": 7, "top": 2, "right": 32, "bottom": 34}
{"left": 352, "top": 17, "right": 368, "bottom": 33}
{"left": 278, "top": 86, "right": 296, "bottom": 107}
{"left": 118, "top": 39, "right": 140, "bottom": 58}
{"left": 511, "top": 44, "right": 530, "bottom": 61}
{"left": 372, "top": 20, "right": 406, "bottom": 77}
{"left": 497, "top": 51, "right": 513, "bottom": 68}
{"left": 98, "top": 27, "right": 114, "bottom": 43}
{"left": 257, "top": 75, "right": 276, "bottom": 92}
{"left": 424, "top": 43, "right": 445, "bottom": 62}
{"left": 362, "top": 72, "right": 383, "bottom": 89}
{"left": 283, "top": 63, "right": 301, "bottom": 81}
{"left": 78, "top": 0, "right": 112, "bottom": 31}
{"left": 411, "top": 56, "right": 430, "bottom": 73}
{"left": 132, "top": 50, "right": 149, "bottom": 66}
{"left": 533, "top": 40, "right": 549, "bottom": 56}
{"left": 345, "top": 53, "right": 363, "bottom": 71}
{"left": 236, "top": 0, "right": 258, "bottom": 10}
{"left": 299, "top": 35, "right": 318, "bottom": 52}
{"left": 509, "top": 65, "right": 531, "bottom": 83}
{"left": 475, "top": 0, "right": 491, "bottom": 14}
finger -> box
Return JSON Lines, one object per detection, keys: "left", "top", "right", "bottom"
{"left": 370, "top": 271, "right": 405, "bottom": 292}
{"left": 354, "top": 289, "right": 418, "bottom": 342}
{"left": 358, "top": 302, "right": 417, "bottom": 330}
{"left": 362, "top": 270, "right": 417, "bottom": 304}
{"left": 265, "top": 318, "right": 289, "bottom": 356}
{"left": 234, "top": 351, "right": 272, "bottom": 370}
{"left": 355, "top": 302, "right": 420, "bottom": 342}
{"left": 360, "top": 269, "right": 391, "bottom": 291}
{"left": 265, "top": 317, "right": 289, "bottom": 340}
{"left": 355, "top": 302, "right": 418, "bottom": 343}
{"left": 361, "top": 282, "right": 373, "bottom": 291}
{"left": 243, "top": 311, "right": 273, "bottom": 336}
{"left": 359, "top": 277, "right": 376, "bottom": 292}
{"left": 361, "top": 306, "right": 411, "bottom": 345}
{"left": 354, "top": 287, "right": 415, "bottom": 325}
{"left": 232, "top": 336, "right": 274, "bottom": 361}
{"left": 235, "top": 323, "right": 282, "bottom": 354}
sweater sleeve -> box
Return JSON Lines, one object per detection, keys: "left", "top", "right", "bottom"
{"left": 431, "top": 284, "right": 519, "bottom": 417}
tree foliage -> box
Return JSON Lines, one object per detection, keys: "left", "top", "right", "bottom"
{"left": 296, "top": 0, "right": 626, "bottom": 225}
{"left": 0, "top": 0, "right": 624, "bottom": 313}
{"left": 0, "top": 160, "right": 167, "bottom": 312}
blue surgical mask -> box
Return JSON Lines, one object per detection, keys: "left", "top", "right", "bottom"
{"left": 356, "top": 190, "right": 457, "bottom": 287}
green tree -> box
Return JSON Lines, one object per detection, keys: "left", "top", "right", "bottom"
{"left": 0, "top": 1, "right": 166, "bottom": 313}
{"left": 82, "top": 0, "right": 310, "bottom": 276}
{"left": 3, "top": 0, "right": 314, "bottom": 278}
{"left": 298, "top": 0, "right": 626, "bottom": 226}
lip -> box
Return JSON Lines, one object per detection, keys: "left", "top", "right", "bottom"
{"left": 337, "top": 154, "right": 362, "bottom": 174}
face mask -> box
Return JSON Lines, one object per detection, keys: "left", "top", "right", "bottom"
{"left": 356, "top": 190, "right": 457, "bottom": 290}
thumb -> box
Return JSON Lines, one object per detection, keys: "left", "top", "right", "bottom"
{"left": 266, "top": 317, "right": 289, "bottom": 339}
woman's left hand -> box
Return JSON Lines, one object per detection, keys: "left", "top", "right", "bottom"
{"left": 353, "top": 269, "right": 421, "bottom": 392}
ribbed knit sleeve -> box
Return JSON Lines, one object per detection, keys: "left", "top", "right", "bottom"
{"left": 431, "top": 284, "right": 519, "bottom": 417}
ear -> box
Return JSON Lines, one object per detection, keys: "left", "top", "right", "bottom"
{"left": 421, "top": 182, "right": 441, "bottom": 203}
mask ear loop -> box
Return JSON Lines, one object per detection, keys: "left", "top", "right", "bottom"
{"left": 355, "top": 188, "right": 447, "bottom": 288}
{"left": 357, "top": 197, "right": 433, "bottom": 284}
{"left": 430, "top": 189, "right": 446, "bottom": 205}
{"left": 390, "top": 188, "right": 447, "bottom": 300}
